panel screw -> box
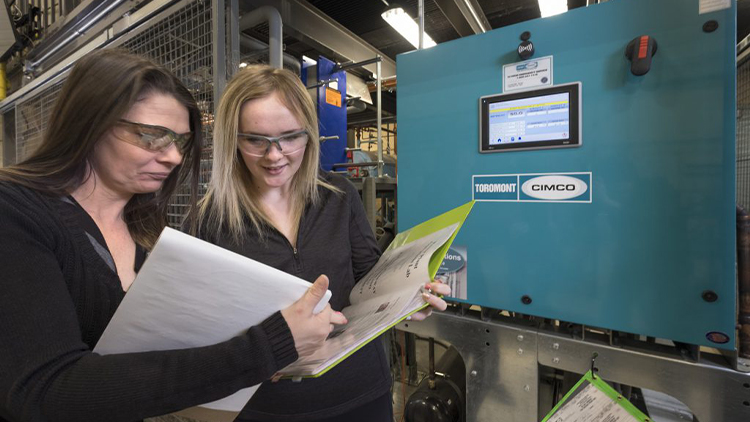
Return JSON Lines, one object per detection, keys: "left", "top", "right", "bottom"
{"left": 524, "top": 385, "right": 531, "bottom": 392}
{"left": 471, "top": 370, "right": 478, "bottom": 377}
{"left": 552, "top": 343, "right": 560, "bottom": 350}
{"left": 517, "top": 335, "right": 524, "bottom": 342}
{"left": 517, "top": 348, "right": 524, "bottom": 355}
{"left": 702, "top": 290, "right": 718, "bottom": 302}
{"left": 553, "top": 357, "right": 560, "bottom": 364}
{"left": 521, "top": 295, "right": 532, "bottom": 305}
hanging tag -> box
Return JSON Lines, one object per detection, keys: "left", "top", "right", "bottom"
{"left": 541, "top": 371, "right": 651, "bottom": 422}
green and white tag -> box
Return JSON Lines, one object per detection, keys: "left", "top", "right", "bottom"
{"left": 542, "top": 371, "right": 650, "bottom": 422}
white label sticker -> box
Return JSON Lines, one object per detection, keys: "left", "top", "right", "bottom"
{"left": 503, "top": 56, "right": 553, "bottom": 93}
{"left": 699, "top": 0, "right": 730, "bottom": 14}
{"left": 548, "top": 383, "right": 638, "bottom": 422}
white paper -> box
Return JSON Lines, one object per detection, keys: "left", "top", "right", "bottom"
{"left": 350, "top": 224, "right": 459, "bottom": 302}
{"left": 549, "top": 383, "right": 638, "bottom": 422}
{"left": 503, "top": 55, "right": 553, "bottom": 93}
{"left": 94, "top": 228, "right": 331, "bottom": 412}
{"left": 699, "top": 0, "right": 730, "bottom": 14}
{"left": 278, "top": 224, "right": 459, "bottom": 376}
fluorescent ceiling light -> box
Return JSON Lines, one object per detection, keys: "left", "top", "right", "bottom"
{"left": 381, "top": 7, "right": 436, "bottom": 49}
{"left": 463, "top": 0, "right": 487, "bottom": 33}
{"left": 538, "top": 0, "right": 567, "bottom": 18}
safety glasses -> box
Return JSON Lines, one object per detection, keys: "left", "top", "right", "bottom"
{"left": 237, "top": 130, "right": 309, "bottom": 157}
{"left": 116, "top": 119, "right": 193, "bottom": 153}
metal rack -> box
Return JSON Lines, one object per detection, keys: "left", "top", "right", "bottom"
{"left": 13, "top": 79, "right": 63, "bottom": 162}
{"left": 119, "top": 0, "right": 214, "bottom": 227}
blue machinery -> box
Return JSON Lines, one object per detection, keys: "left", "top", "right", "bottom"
{"left": 397, "top": 0, "right": 750, "bottom": 420}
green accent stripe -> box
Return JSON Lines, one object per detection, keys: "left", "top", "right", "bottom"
{"left": 541, "top": 371, "right": 650, "bottom": 422}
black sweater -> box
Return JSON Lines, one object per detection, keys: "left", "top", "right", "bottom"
{"left": 0, "top": 182, "right": 297, "bottom": 422}
{"left": 198, "top": 173, "right": 392, "bottom": 422}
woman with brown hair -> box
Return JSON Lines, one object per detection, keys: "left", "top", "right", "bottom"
{"left": 197, "top": 64, "right": 451, "bottom": 421}
{"left": 0, "top": 49, "right": 344, "bottom": 422}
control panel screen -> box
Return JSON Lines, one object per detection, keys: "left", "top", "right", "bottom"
{"left": 480, "top": 83, "right": 581, "bottom": 153}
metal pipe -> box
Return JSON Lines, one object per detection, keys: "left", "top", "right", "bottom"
{"left": 26, "top": 0, "right": 129, "bottom": 71}
{"left": 308, "top": 78, "right": 338, "bottom": 89}
{"left": 239, "top": 5, "right": 282, "bottom": 69}
{"left": 376, "top": 56, "right": 383, "bottom": 177}
{"left": 239, "top": 34, "right": 301, "bottom": 74}
{"left": 418, "top": 0, "right": 424, "bottom": 50}
{"left": 428, "top": 337, "right": 436, "bottom": 389}
{"left": 230, "top": 0, "right": 240, "bottom": 77}
{"left": 331, "top": 161, "right": 382, "bottom": 169}
{"left": 334, "top": 56, "right": 382, "bottom": 73}
{"left": 738, "top": 205, "right": 750, "bottom": 359}
{"left": 212, "top": 0, "right": 227, "bottom": 108}
{"left": 43, "top": 0, "right": 48, "bottom": 32}
{"left": 0, "top": 62, "right": 6, "bottom": 100}
{"left": 348, "top": 115, "right": 397, "bottom": 126}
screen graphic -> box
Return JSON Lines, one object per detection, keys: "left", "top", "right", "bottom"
{"left": 488, "top": 92, "right": 570, "bottom": 146}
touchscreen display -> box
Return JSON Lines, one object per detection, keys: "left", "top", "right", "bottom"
{"left": 479, "top": 83, "right": 580, "bottom": 153}
{"left": 488, "top": 92, "right": 570, "bottom": 145}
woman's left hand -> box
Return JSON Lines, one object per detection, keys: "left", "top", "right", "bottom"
{"left": 408, "top": 280, "right": 451, "bottom": 321}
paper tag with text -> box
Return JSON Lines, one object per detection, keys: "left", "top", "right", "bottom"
{"left": 542, "top": 371, "right": 650, "bottom": 422}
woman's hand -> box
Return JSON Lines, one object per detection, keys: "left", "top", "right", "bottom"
{"left": 281, "top": 275, "right": 347, "bottom": 359}
{"left": 408, "top": 280, "right": 451, "bottom": 321}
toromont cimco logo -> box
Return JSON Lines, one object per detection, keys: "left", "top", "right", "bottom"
{"left": 521, "top": 175, "right": 588, "bottom": 200}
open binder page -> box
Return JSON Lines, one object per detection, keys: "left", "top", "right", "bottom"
{"left": 278, "top": 290, "right": 416, "bottom": 376}
{"left": 280, "top": 223, "right": 461, "bottom": 377}
{"left": 349, "top": 223, "right": 460, "bottom": 304}
{"left": 94, "top": 228, "right": 331, "bottom": 412}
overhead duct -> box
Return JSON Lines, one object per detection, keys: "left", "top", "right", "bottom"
{"left": 25, "top": 0, "right": 129, "bottom": 72}
{"left": 242, "top": 0, "right": 396, "bottom": 78}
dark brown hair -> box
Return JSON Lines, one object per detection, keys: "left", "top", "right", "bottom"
{"left": 0, "top": 49, "right": 202, "bottom": 249}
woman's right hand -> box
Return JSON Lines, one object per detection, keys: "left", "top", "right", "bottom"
{"left": 281, "top": 275, "right": 347, "bottom": 359}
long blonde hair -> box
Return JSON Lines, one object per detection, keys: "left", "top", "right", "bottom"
{"left": 198, "top": 65, "right": 338, "bottom": 241}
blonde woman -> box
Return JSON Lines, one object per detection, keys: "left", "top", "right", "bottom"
{"left": 197, "top": 65, "right": 450, "bottom": 421}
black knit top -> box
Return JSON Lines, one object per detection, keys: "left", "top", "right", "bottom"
{"left": 199, "top": 173, "right": 392, "bottom": 422}
{"left": 0, "top": 181, "right": 297, "bottom": 422}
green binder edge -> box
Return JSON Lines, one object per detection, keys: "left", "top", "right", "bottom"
{"left": 541, "top": 370, "right": 650, "bottom": 422}
{"left": 387, "top": 200, "right": 475, "bottom": 278}
{"left": 288, "top": 200, "right": 475, "bottom": 379}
